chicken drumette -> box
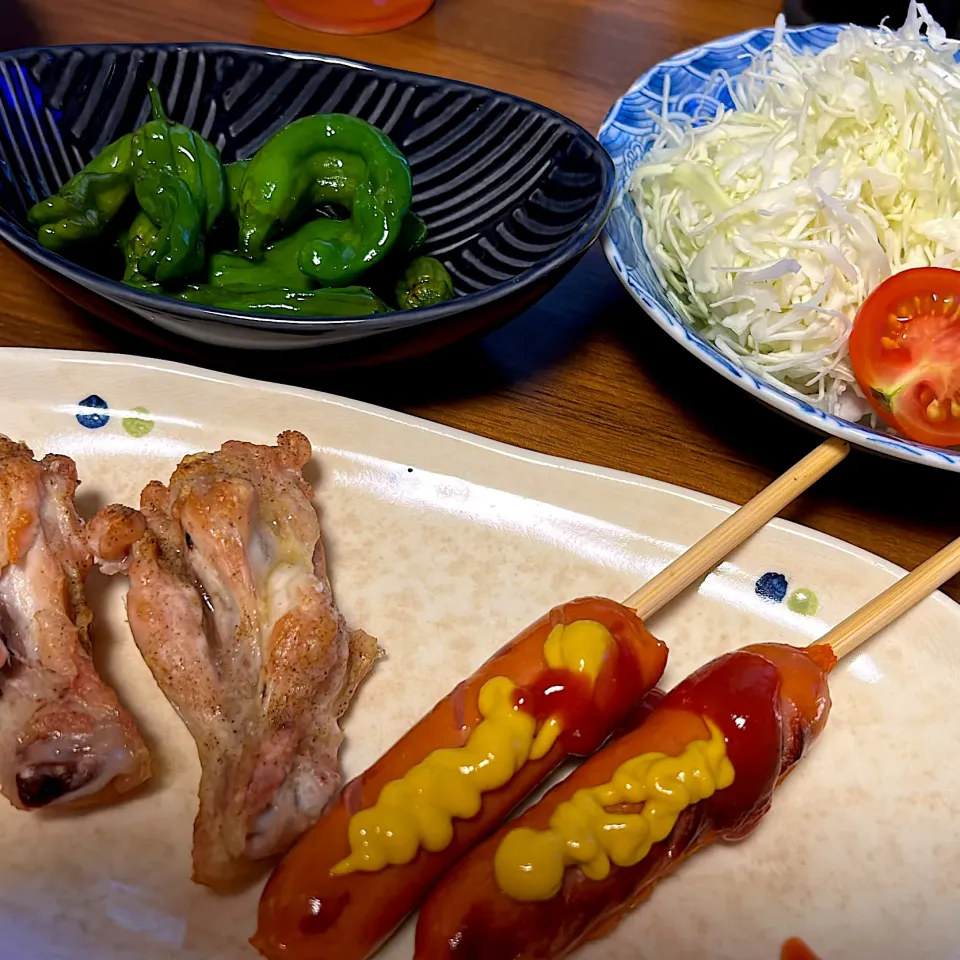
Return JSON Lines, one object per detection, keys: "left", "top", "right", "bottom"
{"left": 90, "top": 430, "right": 377, "bottom": 888}
{"left": 0, "top": 438, "right": 151, "bottom": 810}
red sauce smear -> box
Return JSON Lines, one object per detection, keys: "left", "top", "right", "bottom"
{"left": 514, "top": 628, "right": 644, "bottom": 755}
{"left": 781, "top": 937, "right": 823, "bottom": 960}
{"left": 805, "top": 642, "right": 838, "bottom": 675}
{"left": 412, "top": 644, "right": 832, "bottom": 960}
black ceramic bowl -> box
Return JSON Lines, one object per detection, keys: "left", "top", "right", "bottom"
{"left": 0, "top": 43, "right": 615, "bottom": 355}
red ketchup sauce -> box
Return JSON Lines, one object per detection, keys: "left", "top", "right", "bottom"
{"left": 413, "top": 644, "right": 832, "bottom": 960}
{"left": 514, "top": 626, "right": 645, "bottom": 756}
{"left": 781, "top": 937, "right": 823, "bottom": 960}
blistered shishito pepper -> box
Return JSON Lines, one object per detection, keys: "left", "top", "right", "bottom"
{"left": 119, "top": 210, "right": 160, "bottom": 282}
{"left": 208, "top": 249, "right": 313, "bottom": 293}
{"left": 134, "top": 169, "right": 205, "bottom": 283}
{"left": 395, "top": 256, "right": 455, "bottom": 309}
{"left": 213, "top": 208, "right": 431, "bottom": 295}
{"left": 125, "top": 273, "right": 388, "bottom": 316}
{"left": 132, "top": 82, "right": 226, "bottom": 232}
{"left": 125, "top": 274, "right": 389, "bottom": 316}
{"left": 207, "top": 216, "right": 325, "bottom": 293}
{"left": 187, "top": 285, "right": 390, "bottom": 316}
{"left": 181, "top": 284, "right": 389, "bottom": 316}
{"left": 398, "top": 212, "right": 428, "bottom": 255}
{"left": 235, "top": 114, "right": 413, "bottom": 285}
{"left": 225, "top": 160, "right": 249, "bottom": 218}
{"left": 362, "top": 210, "right": 430, "bottom": 301}
{"left": 28, "top": 134, "right": 134, "bottom": 251}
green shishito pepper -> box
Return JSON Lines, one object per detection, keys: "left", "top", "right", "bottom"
{"left": 28, "top": 133, "right": 134, "bottom": 251}
{"left": 235, "top": 114, "right": 413, "bottom": 285}
{"left": 130, "top": 82, "right": 225, "bottom": 281}
{"left": 398, "top": 212, "right": 428, "bottom": 255}
{"left": 120, "top": 209, "right": 161, "bottom": 282}
{"left": 134, "top": 169, "right": 205, "bottom": 283}
{"left": 211, "top": 208, "right": 430, "bottom": 295}
{"left": 395, "top": 256, "right": 455, "bottom": 310}
{"left": 225, "top": 160, "right": 249, "bottom": 218}
{"left": 126, "top": 277, "right": 390, "bottom": 317}
{"left": 178, "top": 286, "right": 391, "bottom": 317}
{"left": 207, "top": 216, "right": 327, "bottom": 293}
{"left": 208, "top": 248, "right": 313, "bottom": 293}
{"left": 133, "top": 82, "right": 226, "bottom": 231}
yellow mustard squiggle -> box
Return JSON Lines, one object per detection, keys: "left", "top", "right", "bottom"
{"left": 543, "top": 620, "right": 612, "bottom": 683}
{"left": 331, "top": 676, "right": 534, "bottom": 875}
{"left": 529, "top": 619, "right": 614, "bottom": 760}
{"left": 330, "top": 619, "right": 614, "bottom": 876}
{"left": 493, "top": 717, "right": 735, "bottom": 901}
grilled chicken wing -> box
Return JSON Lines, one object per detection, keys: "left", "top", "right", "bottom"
{"left": 89, "top": 430, "right": 377, "bottom": 889}
{"left": 0, "top": 438, "right": 151, "bottom": 810}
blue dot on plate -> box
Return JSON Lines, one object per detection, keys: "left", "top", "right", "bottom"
{"left": 76, "top": 394, "right": 110, "bottom": 429}
{"left": 755, "top": 571, "right": 788, "bottom": 603}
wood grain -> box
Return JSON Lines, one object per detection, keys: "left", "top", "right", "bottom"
{"left": 3, "top": 0, "right": 959, "bottom": 603}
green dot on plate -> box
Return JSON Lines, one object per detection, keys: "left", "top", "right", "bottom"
{"left": 787, "top": 587, "right": 818, "bottom": 616}
{"left": 122, "top": 407, "right": 155, "bottom": 438}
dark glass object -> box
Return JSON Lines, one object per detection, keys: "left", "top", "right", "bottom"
{"left": 784, "top": 0, "right": 960, "bottom": 36}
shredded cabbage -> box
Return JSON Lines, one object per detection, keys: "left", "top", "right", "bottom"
{"left": 628, "top": 1, "right": 960, "bottom": 419}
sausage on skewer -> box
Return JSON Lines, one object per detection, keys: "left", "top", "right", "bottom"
{"left": 417, "top": 523, "right": 960, "bottom": 960}
{"left": 414, "top": 642, "right": 835, "bottom": 960}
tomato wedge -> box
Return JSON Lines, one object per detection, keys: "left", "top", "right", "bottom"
{"left": 849, "top": 267, "right": 960, "bottom": 447}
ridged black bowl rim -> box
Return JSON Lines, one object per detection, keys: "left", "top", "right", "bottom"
{"left": 0, "top": 41, "right": 616, "bottom": 336}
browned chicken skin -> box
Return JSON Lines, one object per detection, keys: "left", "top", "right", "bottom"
{"left": 0, "top": 438, "right": 151, "bottom": 810}
{"left": 89, "top": 431, "right": 377, "bottom": 889}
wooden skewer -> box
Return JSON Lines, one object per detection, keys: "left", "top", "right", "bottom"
{"left": 813, "top": 533, "right": 960, "bottom": 661}
{"left": 623, "top": 438, "right": 849, "bottom": 620}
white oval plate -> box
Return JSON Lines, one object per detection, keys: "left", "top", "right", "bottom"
{"left": 0, "top": 348, "right": 956, "bottom": 960}
{"left": 599, "top": 23, "right": 960, "bottom": 472}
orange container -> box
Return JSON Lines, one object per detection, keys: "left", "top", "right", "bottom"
{"left": 265, "top": 0, "right": 435, "bottom": 34}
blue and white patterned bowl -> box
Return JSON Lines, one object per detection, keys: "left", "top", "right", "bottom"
{"left": 599, "top": 23, "right": 960, "bottom": 472}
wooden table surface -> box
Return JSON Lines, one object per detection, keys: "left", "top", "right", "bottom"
{"left": 4, "top": 0, "right": 958, "bottom": 599}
